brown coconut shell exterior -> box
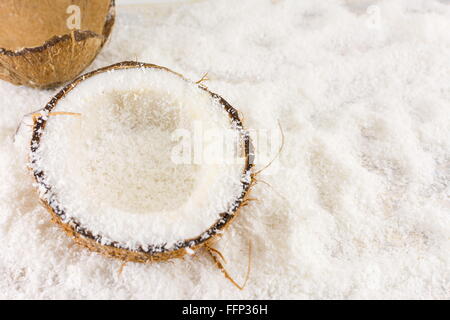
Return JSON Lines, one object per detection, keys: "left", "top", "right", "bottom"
{"left": 0, "top": 0, "right": 115, "bottom": 89}
{"left": 30, "top": 61, "right": 255, "bottom": 263}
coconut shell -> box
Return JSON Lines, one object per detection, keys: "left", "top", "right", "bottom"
{"left": 0, "top": 0, "right": 115, "bottom": 89}
{"left": 30, "top": 61, "right": 255, "bottom": 263}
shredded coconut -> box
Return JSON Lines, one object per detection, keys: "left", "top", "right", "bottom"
{"left": 0, "top": 0, "right": 449, "bottom": 299}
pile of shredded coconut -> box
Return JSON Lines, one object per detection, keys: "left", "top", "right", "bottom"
{"left": 0, "top": 0, "right": 449, "bottom": 299}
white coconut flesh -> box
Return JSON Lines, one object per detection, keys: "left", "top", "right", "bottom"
{"left": 31, "top": 67, "right": 248, "bottom": 252}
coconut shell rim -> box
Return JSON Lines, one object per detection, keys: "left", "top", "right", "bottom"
{"left": 30, "top": 61, "right": 255, "bottom": 262}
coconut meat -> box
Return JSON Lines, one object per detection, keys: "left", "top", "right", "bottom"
{"left": 32, "top": 67, "right": 246, "bottom": 250}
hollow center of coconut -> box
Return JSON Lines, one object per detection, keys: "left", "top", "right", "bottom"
{"left": 35, "top": 67, "right": 246, "bottom": 250}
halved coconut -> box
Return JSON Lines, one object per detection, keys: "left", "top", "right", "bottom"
{"left": 30, "top": 61, "right": 254, "bottom": 262}
{"left": 0, "top": 0, "right": 115, "bottom": 89}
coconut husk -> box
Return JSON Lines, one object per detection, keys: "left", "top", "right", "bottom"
{"left": 0, "top": 0, "right": 115, "bottom": 89}
{"left": 30, "top": 61, "right": 255, "bottom": 263}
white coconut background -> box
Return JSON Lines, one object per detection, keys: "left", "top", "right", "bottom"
{"left": 0, "top": 0, "right": 449, "bottom": 299}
